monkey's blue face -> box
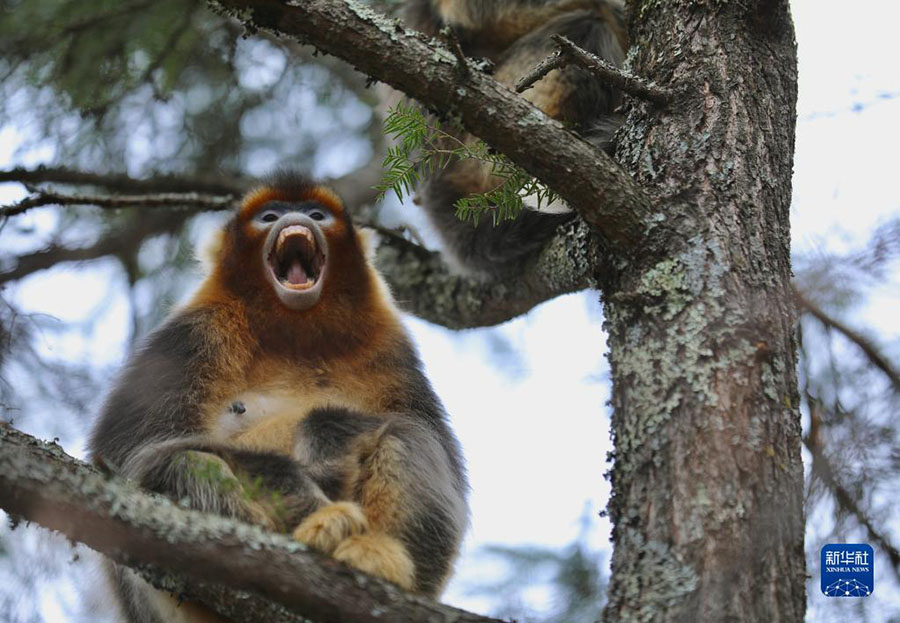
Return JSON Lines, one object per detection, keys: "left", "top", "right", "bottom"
{"left": 256, "top": 201, "right": 332, "bottom": 311}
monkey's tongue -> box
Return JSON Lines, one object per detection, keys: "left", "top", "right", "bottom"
{"left": 286, "top": 259, "right": 308, "bottom": 285}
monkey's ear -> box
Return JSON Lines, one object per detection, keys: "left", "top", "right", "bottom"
{"left": 198, "top": 228, "right": 225, "bottom": 274}
{"left": 356, "top": 227, "right": 380, "bottom": 263}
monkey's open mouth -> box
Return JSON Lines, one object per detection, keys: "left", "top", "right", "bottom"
{"left": 269, "top": 225, "right": 325, "bottom": 290}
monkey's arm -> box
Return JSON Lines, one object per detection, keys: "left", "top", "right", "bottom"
{"left": 125, "top": 437, "right": 328, "bottom": 530}
{"left": 292, "top": 407, "right": 468, "bottom": 597}
{"left": 89, "top": 308, "right": 326, "bottom": 530}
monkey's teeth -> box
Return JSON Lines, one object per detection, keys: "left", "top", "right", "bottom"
{"left": 276, "top": 225, "right": 314, "bottom": 252}
{"left": 271, "top": 224, "right": 321, "bottom": 290}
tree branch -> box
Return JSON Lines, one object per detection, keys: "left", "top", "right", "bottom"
{"left": 515, "top": 49, "right": 567, "bottom": 94}
{"left": 0, "top": 164, "right": 384, "bottom": 218}
{"left": 0, "top": 166, "right": 248, "bottom": 196}
{"left": 794, "top": 284, "right": 900, "bottom": 393}
{"left": 0, "top": 421, "right": 503, "bottom": 623}
{"left": 440, "top": 26, "right": 470, "bottom": 78}
{"left": 0, "top": 212, "right": 190, "bottom": 285}
{"left": 550, "top": 35, "right": 674, "bottom": 106}
{"left": 375, "top": 218, "right": 598, "bottom": 329}
{"left": 804, "top": 404, "right": 900, "bottom": 579}
{"left": 211, "top": 0, "right": 655, "bottom": 253}
{"left": 1, "top": 189, "right": 236, "bottom": 219}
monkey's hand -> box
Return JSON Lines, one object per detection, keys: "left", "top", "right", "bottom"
{"left": 295, "top": 413, "right": 466, "bottom": 594}
{"left": 292, "top": 501, "right": 368, "bottom": 553}
{"left": 175, "top": 450, "right": 278, "bottom": 529}
{"left": 122, "top": 437, "right": 326, "bottom": 532}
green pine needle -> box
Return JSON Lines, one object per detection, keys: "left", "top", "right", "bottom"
{"left": 377, "top": 103, "right": 560, "bottom": 226}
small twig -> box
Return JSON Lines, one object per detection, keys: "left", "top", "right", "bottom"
{"left": 440, "top": 27, "right": 469, "bottom": 77}
{"left": 0, "top": 165, "right": 249, "bottom": 195}
{"left": 793, "top": 284, "right": 900, "bottom": 393}
{"left": 515, "top": 49, "right": 568, "bottom": 93}
{"left": 0, "top": 189, "right": 236, "bottom": 219}
{"left": 0, "top": 163, "right": 385, "bottom": 214}
{"left": 551, "top": 35, "right": 674, "bottom": 106}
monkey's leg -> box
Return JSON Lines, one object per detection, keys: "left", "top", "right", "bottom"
{"left": 292, "top": 500, "right": 369, "bottom": 553}
{"left": 332, "top": 418, "right": 467, "bottom": 596}
{"left": 291, "top": 407, "right": 383, "bottom": 554}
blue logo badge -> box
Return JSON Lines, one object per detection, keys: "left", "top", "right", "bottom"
{"left": 821, "top": 544, "right": 873, "bottom": 597}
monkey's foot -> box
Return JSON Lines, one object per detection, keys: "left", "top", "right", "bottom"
{"left": 292, "top": 502, "right": 367, "bottom": 553}
{"left": 333, "top": 533, "right": 415, "bottom": 591}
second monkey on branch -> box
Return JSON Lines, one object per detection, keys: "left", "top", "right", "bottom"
{"left": 400, "top": 0, "right": 627, "bottom": 277}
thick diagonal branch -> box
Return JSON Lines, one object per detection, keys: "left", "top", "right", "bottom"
{"left": 0, "top": 422, "right": 502, "bottom": 623}
{"left": 212, "top": 0, "right": 655, "bottom": 253}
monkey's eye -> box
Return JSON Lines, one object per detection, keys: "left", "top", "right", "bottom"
{"left": 260, "top": 212, "right": 280, "bottom": 223}
{"left": 309, "top": 210, "right": 325, "bottom": 221}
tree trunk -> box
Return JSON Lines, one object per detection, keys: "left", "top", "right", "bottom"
{"left": 602, "top": 2, "right": 805, "bottom": 622}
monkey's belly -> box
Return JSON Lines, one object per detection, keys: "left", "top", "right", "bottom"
{"left": 207, "top": 389, "right": 305, "bottom": 452}
{"left": 209, "top": 388, "right": 373, "bottom": 455}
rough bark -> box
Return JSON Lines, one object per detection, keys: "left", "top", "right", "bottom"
{"left": 601, "top": 2, "right": 805, "bottom": 622}
{"left": 0, "top": 422, "right": 503, "bottom": 623}
{"left": 375, "top": 218, "right": 599, "bottom": 328}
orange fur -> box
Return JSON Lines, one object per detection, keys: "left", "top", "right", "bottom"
{"left": 305, "top": 186, "right": 344, "bottom": 216}
{"left": 184, "top": 182, "right": 412, "bottom": 459}
{"left": 194, "top": 218, "right": 395, "bottom": 361}
{"left": 333, "top": 533, "right": 416, "bottom": 590}
{"left": 188, "top": 179, "right": 405, "bottom": 367}
{"left": 239, "top": 186, "right": 284, "bottom": 218}
{"left": 356, "top": 435, "right": 410, "bottom": 533}
{"left": 293, "top": 501, "right": 368, "bottom": 553}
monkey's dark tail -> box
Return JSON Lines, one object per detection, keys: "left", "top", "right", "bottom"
{"left": 418, "top": 178, "right": 574, "bottom": 279}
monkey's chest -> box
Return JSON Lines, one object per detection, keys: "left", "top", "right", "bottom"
{"left": 206, "top": 366, "right": 389, "bottom": 455}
